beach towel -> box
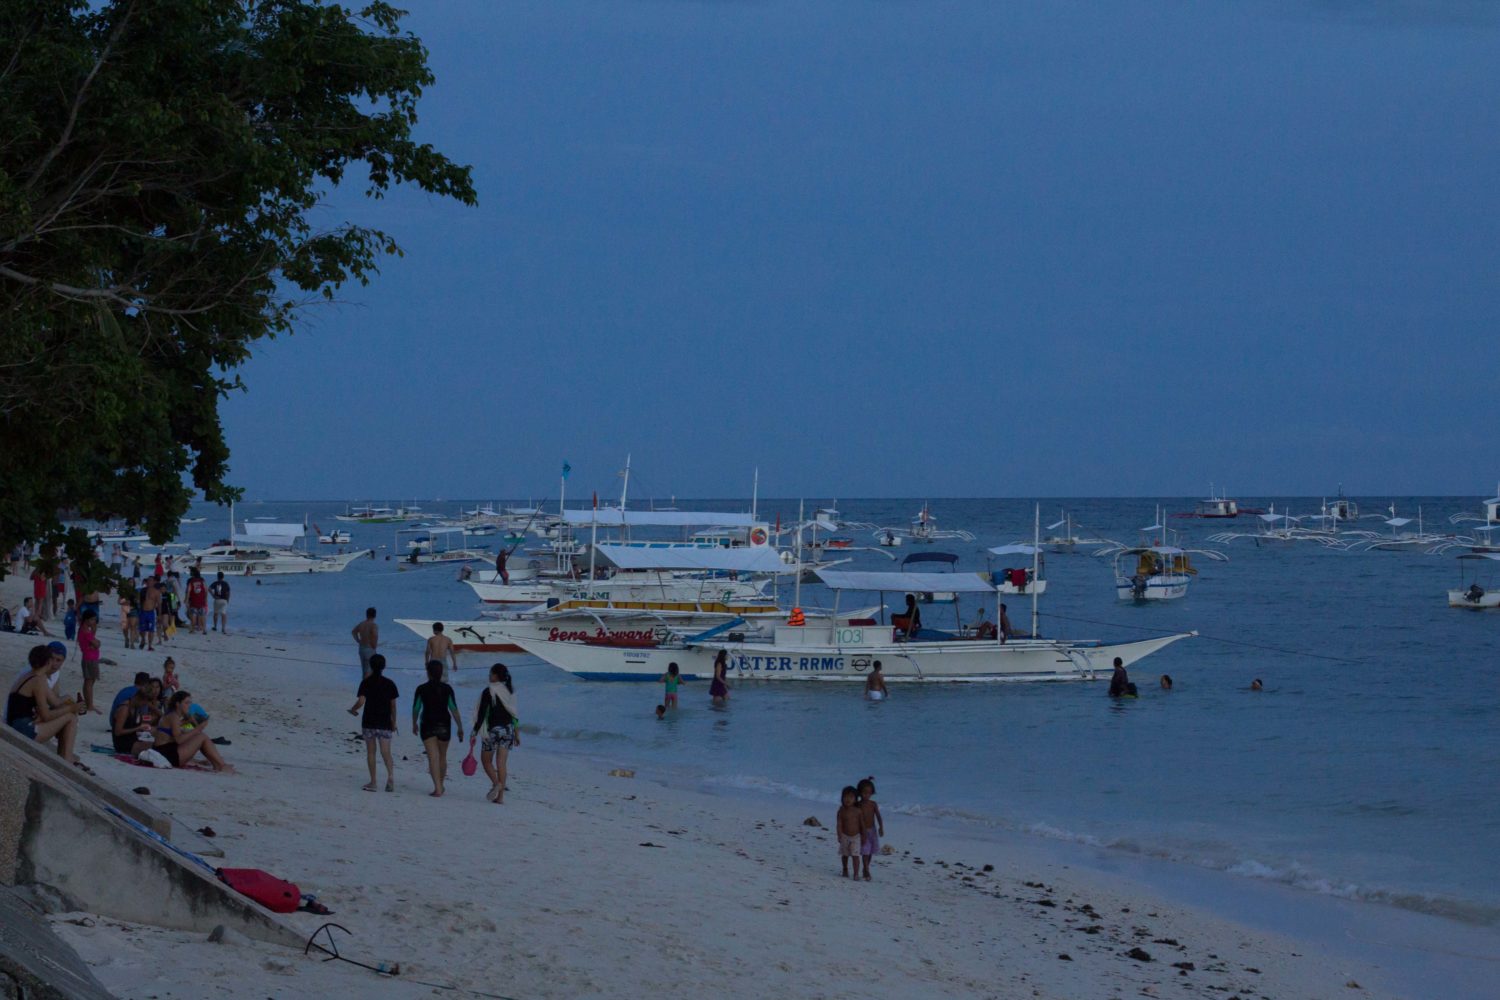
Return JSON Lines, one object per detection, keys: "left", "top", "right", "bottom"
{"left": 488, "top": 681, "right": 518, "bottom": 721}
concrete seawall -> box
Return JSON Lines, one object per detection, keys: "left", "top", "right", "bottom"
{"left": 0, "top": 726, "right": 305, "bottom": 951}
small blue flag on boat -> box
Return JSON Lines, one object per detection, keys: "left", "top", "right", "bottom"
{"left": 562, "top": 461, "right": 571, "bottom": 480}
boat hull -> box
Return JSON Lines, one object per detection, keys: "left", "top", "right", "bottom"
{"left": 1448, "top": 589, "right": 1500, "bottom": 609}
{"left": 190, "top": 548, "right": 370, "bottom": 575}
{"left": 508, "top": 630, "right": 1193, "bottom": 683}
{"left": 1115, "top": 575, "right": 1189, "bottom": 601}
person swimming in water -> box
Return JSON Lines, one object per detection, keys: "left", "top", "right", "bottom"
{"left": 1160, "top": 674, "right": 1173, "bottom": 690}
{"left": 1250, "top": 678, "right": 1264, "bottom": 691}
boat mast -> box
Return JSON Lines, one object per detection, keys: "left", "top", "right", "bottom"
{"left": 1031, "top": 503, "right": 1041, "bottom": 638}
{"left": 751, "top": 467, "right": 759, "bottom": 522}
{"left": 792, "top": 498, "right": 804, "bottom": 611}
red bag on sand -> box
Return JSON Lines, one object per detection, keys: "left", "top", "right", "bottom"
{"left": 218, "top": 868, "right": 300, "bottom": 913}
{"left": 461, "top": 745, "right": 478, "bottom": 777}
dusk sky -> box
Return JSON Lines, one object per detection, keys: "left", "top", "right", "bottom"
{"left": 221, "top": 1, "right": 1500, "bottom": 501}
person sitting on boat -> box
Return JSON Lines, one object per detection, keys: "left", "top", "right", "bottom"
{"left": 998, "top": 603, "right": 1019, "bottom": 641}
{"left": 1467, "top": 583, "right": 1485, "bottom": 603}
{"left": 969, "top": 608, "right": 997, "bottom": 640}
{"left": 891, "top": 594, "right": 922, "bottom": 640}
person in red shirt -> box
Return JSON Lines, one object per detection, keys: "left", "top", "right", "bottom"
{"left": 185, "top": 567, "right": 209, "bottom": 634}
{"left": 29, "top": 567, "right": 48, "bottom": 620}
{"left": 153, "top": 554, "right": 165, "bottom": 579}
{"left": 78, "top": 610, "right": 103, "bottom": 713}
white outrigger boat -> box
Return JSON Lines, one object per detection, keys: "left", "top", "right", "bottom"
{"left": 985, "top": 544, "right": 1048, "bottom": 595}
{"left": 872, "top": 503, "right": 975, "bottom": 547}
{"left": 1037, "top": 511, "right": 1109, "bottom": 553}
{"left": 1342, "top": 506, "right": 1452, "bottom": 553}
{"left": 1098, "top": 515, "right": 1227, "bottom": 601}
{"left": 507, "top": 565, "right": 1193, "bottom": 682}
{"left": 188, "top": 515, "right": 369, "bottom": 575}
{"left": 1448, "top": 553, "right": 1500, "bottom": 609}
{"left": 1448, "top": 487, "right": 1500, "bottom": 530}
{"left": 397, "top": 525, "right": 490, "bottom": 569}
{"left": 1207, "top": 511, "right": 1344, "bottom": 548}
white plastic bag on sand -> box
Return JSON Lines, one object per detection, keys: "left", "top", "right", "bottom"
{"left": 138, "top": 748, "right": 173, "bottom": 769}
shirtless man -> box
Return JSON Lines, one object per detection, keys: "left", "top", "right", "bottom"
{"left": 137, "top": 576, "right": 162, "bottom": 651}
{"left": 352, "top": 607, "right": 379, "bottom": 680}
{"left": 424, "top": 622, "right": 457, "bottom": 680}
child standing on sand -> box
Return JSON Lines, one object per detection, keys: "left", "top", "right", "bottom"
{"left": 837, "top": 786, "right": 862, "bottom": 878}
{"left": 660, "top": 662, "right": 681, "bottom": 709}
{"left": 857, "top": 777, "right": 884, "bottom": 880}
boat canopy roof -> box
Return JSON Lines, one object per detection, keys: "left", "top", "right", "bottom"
{"left": 1385, "top": 517, "right": 1413, "bottom": 527}
{"left": 901, "top": 552, "right": 959, "bottom": 567}
{"left": 398, "top": 525, "right": 466, "bottom": 538}
{"left": 561, "top": 508, "right": 755, "bottom": 527}
{"left": 988, "top": 544, "right": 1041, "bottom": 556}
{"left": 1120, "top": 545, "right": 1185, "bottom": 555}
{"left": 232, "top": 521, "right": 304, "bottom": 548}
{"left": 1258, "top": 513, "right": 1298, "bottom": 523}
{"left": 591, "top": 543, "right": 785, "bottom": 573}
{"left": 814, "top": 569, "right": 996, "bottom": 593}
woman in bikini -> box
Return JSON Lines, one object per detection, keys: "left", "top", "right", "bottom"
{"left": 151, "top": 691, "right": 234, "bottom": 772}
{"left": 6, "top": 645, "right": 81, "bottom": 762}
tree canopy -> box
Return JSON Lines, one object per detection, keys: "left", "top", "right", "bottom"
{"left": 0, "top": 0, "right": 474, "bottom": 571}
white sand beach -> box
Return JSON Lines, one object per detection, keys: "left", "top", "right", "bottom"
{"left": 1, "top": 576, "right": 1402, "bottom": 999}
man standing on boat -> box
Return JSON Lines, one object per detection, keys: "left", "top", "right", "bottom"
{"left": 494, "top": 547, "right": 509, "bottom": 586}
{"left": 353, "top": 607, "right": 379, "bottom": 680}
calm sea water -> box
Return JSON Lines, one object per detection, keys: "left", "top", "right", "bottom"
{"left": 170, "top": 496, "right": 1500, "bottom": 930}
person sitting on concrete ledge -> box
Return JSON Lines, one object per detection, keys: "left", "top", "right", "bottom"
{"left": 6, "top": 644, "right": 82, "bottom": 763}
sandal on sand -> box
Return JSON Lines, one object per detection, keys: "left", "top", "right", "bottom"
{"left": 362, "top": 783, "right": 378, "bottom": 792}
{"left": 385, "top": 780, "right": 395, "bottom": 792}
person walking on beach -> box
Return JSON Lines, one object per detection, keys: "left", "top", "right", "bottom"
{"left": 137, "top": 576, "right": 161, "bottom": 652}
{"left": 352, "top": 607, "right": 379, "bottom": 680}
{"left": 837, "top": 786, "right": 862, "bottom": 878}
{"left": 412, "top": 659, "right": 463, "bottom": 797}
{"left": 856, "top": 777, "right": 883, "bottom": 880}
{"left": 185, "top": 568, "right": 208, "bottom": 634}
{"left": 425, "top": 622, "right": 457, "bottom": 679}
{"left": 709, "top": 649, "right": 730, "bottom": 706}
{"left": 471, "top": 663, "right": 520, "bottom": 804}
{"left": 209, "top": 572, "right": 230, "bottom": 633}
{"left": 349, "top": 653, "right": 399, "bottom": 792}
{"left": 660, "top": 662, "right": 682, "bottom": 709}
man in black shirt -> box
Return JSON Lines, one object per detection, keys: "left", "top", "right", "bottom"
{"left": 208, "top": 572, "right": 231, "bottom": 634}
{"left": 348, "top": 653, "right": 399, "bottom": 792}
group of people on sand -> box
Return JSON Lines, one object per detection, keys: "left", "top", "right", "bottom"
{"left": 114, "top": 568, "right": 230, "bottom": 652}
{"left": 655, "top": 650, "right": 732, "bottom": 717}
{"left": 349, "top": 655, "right": 520, "bottom": 803}
{"left": 836, "top": 777, "right": 885, "bottom": 880}
{"left": 5, "top": 645, "right": 231, "bottom": 773}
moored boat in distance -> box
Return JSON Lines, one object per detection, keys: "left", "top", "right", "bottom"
{"left": 1448, "top": 552, "right": 1500, "bottom": 609}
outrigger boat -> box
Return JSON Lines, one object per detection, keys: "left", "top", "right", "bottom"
{"left": 1037, "top": 511, "right": 1109, "bottom": 553}
{"left": 984, "top": 544, "right": 1048, "bottom": 595}
{"left": 1097, "top": 514, "right": 1227, "bottom": 601}
{"left": 508, "top": 567, "right": 1192, "bottom": 682}
{"left": 397, "top": 525, "right": 490, "bottom": 569}
{"left": 1207, "top": 511, "right": 1344, "bottom": 548}
{"left": 1448, "top": 553, "right": 1500, "bottom": 609}
{"left": 188, "top": 512, "right": 369, "bottom": 575}
{"left": 415, "top": 544, "right": 868, "bottom": 652}
{"left": 872, "top": 503, "right": 975, "bottom": 547}
{"left": 1342, "top": 506, "right": 1453, "bottom": 553}
{"left": 1173, "top": 487, "right": 1266, "bottom": 519}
